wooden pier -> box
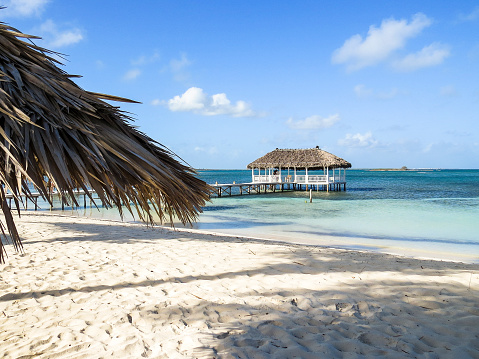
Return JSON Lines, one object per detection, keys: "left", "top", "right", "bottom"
{"left": 211, "top": 180, "right": 346, "bottom": 197}
{"left": 5, "top": 190, "right": 100, "bottom": 211}
{"left": 212, "top": 182, "right": 291, "bottom": 197}
{"left": 6, "top": 181, "right": 346, "bottom": 207}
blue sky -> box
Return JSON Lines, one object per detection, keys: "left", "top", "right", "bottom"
{"left": 3, "top": 0, "right": 479, "bottom": 169}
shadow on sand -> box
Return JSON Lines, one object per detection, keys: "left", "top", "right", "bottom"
{"left": 2, "top": 214, "right": 479, "bottom": 358}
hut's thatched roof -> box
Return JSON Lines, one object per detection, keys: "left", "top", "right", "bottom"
{"left": 0, "top": 20, "right": 212, "bottom": 262}
{"left": 247, "top": 147, "right": 352, "bottom": 170}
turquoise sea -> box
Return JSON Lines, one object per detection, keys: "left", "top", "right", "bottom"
{"left": 46, "top": 169, "right": 479, "bottom": 263}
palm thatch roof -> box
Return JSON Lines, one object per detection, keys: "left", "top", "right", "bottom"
{"left": 247, "top": 147, "right": 352, "bottom": 170}
{"left": 0, "top": 20, "right": 212, "bottom": 263}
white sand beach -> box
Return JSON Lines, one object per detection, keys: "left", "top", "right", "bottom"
{"left": 1, "top": 212, "right": 479, "bottom": 358}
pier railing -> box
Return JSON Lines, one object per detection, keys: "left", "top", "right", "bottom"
{"left": 253, "top": 174, "right": 346, "bottom": 184}
{"left": 294, "top": 174, "right": 346, "bottom": 184}
{"left": 329, "top": 174, "right": 346, "bottom": 183}
{"left": 253, "top": 175, "right": 281, "bottom": 183}
{"left": 5, "top": 189, "right": 100, "bottom": 211}
{"left": 295, "top": 175, "right": 327, "bottom": 184}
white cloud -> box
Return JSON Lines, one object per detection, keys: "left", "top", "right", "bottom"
{"left": 286, "top": 114, "right": 340, "bottom": 130}
{"left": 354, "top": 84, "right": 373, "bottom": 98}
{"left": 131, "top": 52, "right": 161, "bottom": 66}
{"left": 354, "top": 84, "right": 399, "bottom": 100}
{"left": 458, "top": 7, "right": 479, "bottom": 22}
{"left": 393, "top": 43, "right": 450, "bottom": 71}
{"left": 440, "top": 85, "right": 457, "bottom": 97}
{"left": 38, "top": 19, "right": 83, "bottom": 48}
{"left": 445, "top": 129, "right": 470, "bottom": 137}
{"left": 123, "top": 68, "right": 141, "bottom": 81}
{"left": 168, "top": 87, "right": 207, "bottom": 112}
{"left": 169, "top": 53, "right": 191, "bottom": 82}
{"left": 95, "top": 60, "right": 105, "bottom": 69}
{"left": 163, "top": 87, "right": 257, "bottom": 117}
{"left": 123, "top": 52, "right": 160, "bottom": 82}
{"left": 170, "top": 53, "right": 191, "bottom": 72}
{"left": 194, "top": 146, "right": 218, "bottom": 155}
{"left": 338, "top": 132, "right": 378, "bottom": 148}
{"left": 332, "top": 13, "right": 432, "bottom": 71}
{"left": 50, "top": 29, "right": 83, "bottom": 47}
{"left": 377, "top": 88, "right": 399, "bottom": 100}
{"left": 2, "top": 0, "right": 49, "bottom": 17}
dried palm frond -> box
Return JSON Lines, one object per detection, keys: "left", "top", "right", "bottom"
{"left": 0, "top": 21, "right": 212, "bottom": 263}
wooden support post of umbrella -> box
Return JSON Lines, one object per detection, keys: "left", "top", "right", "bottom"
{"left": 0, "top": 19, "right": 213, "bottom": 263}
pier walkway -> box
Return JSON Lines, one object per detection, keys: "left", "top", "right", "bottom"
{"left": 6, "top": 180, "right": 346, "bottom": 209}
{"left": 5, "top": 190, "right": 100, "bottom": 211}
{"left": 211, "top": 182, "right": 292, "bottom": 197}
{"left": 211, "top": 180, "right": 346, "bottom": 197}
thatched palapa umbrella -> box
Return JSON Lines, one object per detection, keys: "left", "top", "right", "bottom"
{"left": 0, "top": 20, "right": 212, "bottom": 262}
{"left": 247, "top": 147, "right": 352, "bottom": 170}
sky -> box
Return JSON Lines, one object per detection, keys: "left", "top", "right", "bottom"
{"left": 3, "top": 0, "right": 479, "bottom": 169}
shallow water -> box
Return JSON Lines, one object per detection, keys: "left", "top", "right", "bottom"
{"left": 40, "top": 169, "right": 479, "bottom": 263}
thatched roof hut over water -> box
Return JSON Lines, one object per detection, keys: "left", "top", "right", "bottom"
{"left": 0, "top": 19, "right": 211, "bottom": 262}
{"left": 247, "top": 147, "right": 352, "bottom": 170}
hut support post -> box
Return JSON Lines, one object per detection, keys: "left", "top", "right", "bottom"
{"left": 326, "top": 167, "right": 329, "bottom": 192}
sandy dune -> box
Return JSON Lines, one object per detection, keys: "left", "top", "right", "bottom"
{"left": 1, "top": 212, "right": 479, "bottom": 358}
